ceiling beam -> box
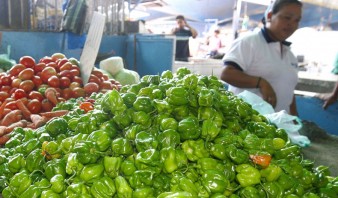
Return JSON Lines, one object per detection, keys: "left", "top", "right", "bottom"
{"left": 299, "top": 0, "right": 338, "bottom": 10}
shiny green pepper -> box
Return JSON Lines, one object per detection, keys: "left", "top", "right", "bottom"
{"left": 166, "top": 87, "right": 189, "bottom": 106}
{"left": 25, "top": 148, "right": 45, "bottom": 173}
{"left": 158, "top": 129, "right": 181, "bottom": 149}
{"left": 260, "top": 164, "right": 282, "bottom": 182}
{"left": 115, "top": 176, "right": 133, "bottom": 198}
{"left": 103, "top": 156, "right": 122, "bottom": 178}
{"left": 236, "top": 164, "right": 261, "bottom": 187}
{"left": 135, "top": 131, "right": 158, "bottom": 152}
{"left": 44, "top": 158, "right": 66, "bottom": 180}
{"left": 181, "top": 139, "right": 209, "bottom": 161}
{"left": 177, "top": 116, "right": 201, "bottom": 140}
{"left": 80, "top": 163, "right": 105, "bottom": 184}
{"left": 50, "top": 174, "right": 66, "bottom": 193}
{"left": 111, "top": 138, "right": 134, "bottom": 156}
{"left": 87, "top": 130, "right": 111, "bottom": 152}
{"left": 90, "top": 176, "right": 116, "bottom": 198}
{"left": 202, "top": 169, "right": 229, "bottom": 194}
{"left": 133, "top": 96, "right": 154, "bottom": 113}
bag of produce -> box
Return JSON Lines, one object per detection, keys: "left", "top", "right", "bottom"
{"left": 0, "top": 45, "right": 15, "bottom": 72}
{"left": 99, "top": 56, "right": 124, "bottom": 76}
{"left": 113, "top": 68, "right": 140, "bottom": 86}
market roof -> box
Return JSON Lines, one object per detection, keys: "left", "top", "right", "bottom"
{"left": 130, "top": 0, "right": 338, "bottom": 29}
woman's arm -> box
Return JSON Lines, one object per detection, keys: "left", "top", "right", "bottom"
{"left": 221, "top": 65, "right": 277, "bottom": 107}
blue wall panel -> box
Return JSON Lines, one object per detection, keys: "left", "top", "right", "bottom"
{"left": 296, "top": 95, "right": 338, "bottom": 136}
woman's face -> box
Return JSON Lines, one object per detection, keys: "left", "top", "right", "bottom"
{"left": 267, "top": 3, "right": 302, "bottom": 41}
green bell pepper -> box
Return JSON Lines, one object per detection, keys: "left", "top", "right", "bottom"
{"left": 129, "top": 169, "right": 155, "bottom": 188}
{"left": 236, "top": 164, "right": 261, "bottom": 187}
{"left": 65, "top": 153, "right": 84, "bottom": 175}
{"left": 45, "top": 117, "right": 68, "bottom": 137}
{"left": 161, "top": 70, "right": 173, "bottom": 80}
{"left": 50, "top": 174, "right": 66, "bottom": 193}
{"left": 166, "top": 87, "right": 189, "bottom": 106}
{"left": 115, "top": 175, "right": 133, "bottom": 198}
{"left": 172, "top": 105, "right": 190, "bottom": 121}
{"left": 160, "top": 147, "right": 181, "bottom": 173}
{"left": 246, "top": 121, "right": 276, "bottom": 138}
{"left": 209, "top": 143, "right": 227, "bottom": 160}
{"left": 135, "top": 149, "right": 161, "bottom": 172}
{"left": 259, "top": 181, "right": 284, "bottom": 198}
{"left": 87, "top": 130, "right": 111, "bottom": 152}
{"left": 181, "top": 139, "right": 209, "bottom": 161}
{"left": 135, "top": 131, "right": 158, "bottom": 152}
{"left": 64, "top": 182, "right": 91, "bottom": 197}
{"left": 79, "top": 163, "right": 105, "bottom": 184}
{"left": 90, "top": 176, "right": 116, "bottom": 198}
{"left": 21, "top": 138, "right": 40, "bottom": 156}
{"left": 177, "top": 116, "right": 201, "bottom": 140}
{"left": 225, "top": 144, "right": 249, "bottom": 165}
{"left": 158, "top": 129, "right": 181, "bottom": 149}
{"left": 111, "top": 138, "right": 134, "bottom": 156}
{"left": 198, "top": 88, "right": 214, "bottom": 107}
{"left": 121, "top": 159, "right": 137, "bottom": 176}
{"left": 25, "top": 148, "right": 45, "bottom": 173}
{"left": 113, "top": 109, "right": 133, "bottom": 129}
{"left": 41, "top": 189, "right": 61, "bottom": 198}
{"left": 121, "top": 92, "right": 137, "bottom": 108}
{"left": 100, "top": 89, "right": 127, "bottom": 114}
{"left": 238, "top": 186, "right": 261, "bottom": 198}
{"left": 157, "top": 191, "right": 194, "bottom": 198}
{"left": 18, "top": 184, "right": 43, "bottom": 198}
{"left": 72, "top": 141, "right": 100, "bottom": 164}
{"left": 201, "top": 119, "right": 221, "bottom": 141}
{"left": 260, "top": 164, "right": 282, "bottom": 182}
{"left": 132, "top": 111, "right": 152, "bottom": 127}
{"left": 103, "top": 156, "right": 122, "bottom": 178}
{"left": 202, "top": 169, "right": 229, "bottom": 194}
{"left": 133, "top": 96, "right": 154, "bottom": 113}
{"left": 9, "top": 170, "right": 31, "bottom": 195}
{"left": 160, "top": 117, "right": 178, "bottom": 131}
{"left": 44, "top": 158, "right": 66, "bottom": 180}
{"left": 133, "top": 187, "right": 155, "bottom": 198}
{"left": 153, "top": 99, "right": 173, "bottom": 114}
{"left": 8, "top": 153, "right": 26, "bottom": 173}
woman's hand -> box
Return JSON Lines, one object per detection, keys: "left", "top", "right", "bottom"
{"left": 259, "top": 78, "right": 277, "bottom": 108}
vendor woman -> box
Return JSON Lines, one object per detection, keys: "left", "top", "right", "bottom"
{"left": 220, "top": 0, "right": 302, "bottom": 116}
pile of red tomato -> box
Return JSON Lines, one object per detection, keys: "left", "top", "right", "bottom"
{"left": 0, "top": 53, "right": 121, "bottom": 114}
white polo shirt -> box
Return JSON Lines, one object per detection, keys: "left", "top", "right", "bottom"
{"left": 222, "top": 28, "right": 298, "bottom": 113}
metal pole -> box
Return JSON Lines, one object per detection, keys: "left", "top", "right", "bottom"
{"left": 44, "top": 0, "right": 47, "bottom": 31}
{"left": 232, "top": 0, "right": 242, "bottom": 41}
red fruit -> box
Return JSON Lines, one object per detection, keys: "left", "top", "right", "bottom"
{"left": 89, "top": 74, "right": 102, "bottom": 85}
{"left": 84, "top": 82, "right": 100, "bottom": 95}
{"left": 59, "top": 77, "right": 71, "bottom": 88}
{"left": 32, "top": 76, "right": 43, "bottom": 87}
{"left": 19, "top": 56, "right": 36, "bottom": 68}
{"left": 34, "top": 62, "right": 46, "bottom": 73}
{"left": 11, "top": 78, "right": 22, "bottom": 88}
{"left": 70, "top": 69, "right": 80, "bottom": 77}
{"left": 41, "top": 99, "right": 54, "bottom": 112}
{"left": 0, "top": 91, "right": 9, "bottom": 102}
{"left": 1, "top": 85, "right": 11, "bottom": 93}
{"left": 48, "top": 75, "right": 60, "bottom": 88}
{"left": 91, "top": 70, "right": 103, "bottom": 78}
{"left": 59, "top": 70, "right": 73, "bottom": 79}
{"left": 51, "top": 53, "right": 66, "bottom": 61}
{"left": 69, "top": 82, "right": 81, "bottom": 90}
{"left": 100, "top": 81, "right": 114, "bottom": 90}
{"left": 39, "top": 56, "right": 54, "bottom": 64}
{"left": 27, "top": 99, "right": 42, "bottom": 114}
{"left": 72, "top": 76, "right": 83, "bottom": 86}
{"left": 19, "top": 80, "right": 35, "bottom": 92}
{"left": 28, "top": 91, "right": 44, "bottom": 102}
{"left": 8, "top": 64, "right": 26, "bottom": 76}
{"left": 62, "top": 88, "right": 73, "bottom": 100}
{"left": 59, "top": 62, "right": 72, "bottom": 72}
{"left": 13, "top": 89, "right": 27, "bottom": 100}
{"left": 5, "top": 101, "right": 18, "bottom": 110}
{"left": 72, "top": 87, "right": 85, "bottom": 98}
{"left": 1, "top": 75, "right": 12, "bottom": 86}
{"left": 18, "top": 68, "right": 34, "bottom": 80}
{"left": 40, "top": 66, "right": 57, "bottom": 83}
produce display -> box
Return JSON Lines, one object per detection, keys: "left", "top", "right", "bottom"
{"left": 0, "top": 53, "right": 121, "bottom": 145}
{"left": 0, "top": 67, "right": 338, "bottom": 198}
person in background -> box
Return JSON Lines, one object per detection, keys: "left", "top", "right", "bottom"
{"left": 205, "top": 29, "right": 224, "bottom": 59}
{"left": 171, "top": 15, "right": 198, "bottom": 62}
{"left": 220, "top": 0, "right": 303, "bottom": 116}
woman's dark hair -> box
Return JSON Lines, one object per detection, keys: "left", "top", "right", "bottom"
{"left": 262, "top": 0, "right": 302, "bottom": 24}
{"left": 176, "top": 15, "right": 185, "bottom": 20}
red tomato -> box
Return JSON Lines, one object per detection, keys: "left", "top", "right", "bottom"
{"left": 0, "top": 91, "right": 9, "bottom": 102}
{"left": 34, "top": 62, "right": 46, "bottom": 73}
{"left": 51, "top": 53, "right": 66, "bottom": 61}
{"left": 40, "top": 66, "right": 57, "bottom": 83}
{"left": 39, "top": 56, "right": 54, "bottom": 64}
{"left": 57, "top": 58, "right": 69, "bottom": 68}
{"left": 72, "top": 76, "right": 83, "bottom": 85}
{"left": 8, "top": 64, "right": 26, "bottom": 77}
{"left": 79, "top": 102, "right": 94, "bottom": 113}
{"left": 72, "top": 87, "right": 85, "bottom": 98}
{"left": 19, "top": 56, "right": 36, "bottom": 68}
{"left": 48, "top": 75, "right": 60, "bottom": 88}
{"left": 41, "top": 99, "right": 54, "bottom": 112}
{"left": 59, "top": 70, "right": 73, "bottom": 79}
{"left": 13, "top": 89, "right": 27, "bottom": 100}
{"left": 28, "top": 91, "right": 44, "bottom": 102}
{"left": 59, "top": 77, "right": 71, "bottom": 88}
{"left": 62, "top": 88, "right": 73, "bottom": 100}
{"left": 70, "top": 69, "right": 80, "bottom": 77}
{"left": 18, "top": 68, "right": 34, "bottom": 80}
{"left": 89, "top": 74, "right": 102, "bottom": 85}
{"left": 27, "top": 99, "right": 42, "bottom": 114}
{"left": 19, "top": 80, "right": 35, "bottom": 92}
{"left": 1, "top": 75, "right": 12, "bottom": 86}
{"left": 69, "top": 82, "right": 81, "bottom": 90}
{"left": 84, "top": 82, "right": 100, "bottom": 95}
{"left": 59, "top": 62, "right": 72, "bottom": 71}
{"left": 91, "top": 70, "right": 103, "bottom": 78}
{"left": 101, "top": 74, "right": 109, "bottom": 81}
{"left": 32, "top": 76, "right": 43, "bottom": 87}
{"left": 100, "top": 81, "right": 113, "bottom": 90}
{"left": 5, "top": 101, "right": 18, "bottom": 110}
{"left": 11, "top": 78, "right": 22, "bottom": 88}
{"left": 1, "top": 85, "right": 11, "bottom": 93}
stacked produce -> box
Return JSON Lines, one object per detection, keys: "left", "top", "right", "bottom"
{"left": 0, "top": 67, "right": 338, "bottom": 198}
{"left": 0, "top": 53, "right": 121, "bottom": 145}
